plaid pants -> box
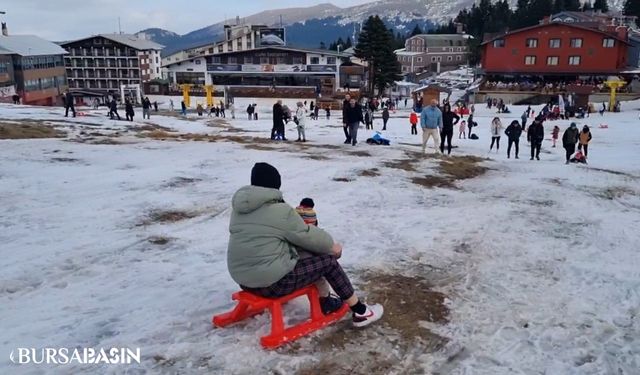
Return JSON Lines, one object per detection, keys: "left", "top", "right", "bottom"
{"left": 242, "top": 254, "right": 354, "bottom": 300}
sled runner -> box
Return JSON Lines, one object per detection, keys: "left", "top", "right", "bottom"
{"left": 212, "top": 284, "right": 349, "bottom": 349}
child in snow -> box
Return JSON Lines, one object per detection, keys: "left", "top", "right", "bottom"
{"left": 552, "top": 125, "right": 560, "bottom": 148}
{"left": 570, "top": 150, "right": 587, "bottom": 164}
{"left": 459, "top": 120, "right": 467, "bottom": 139}
{"left": 409, "top": 112, "right": 418, "bottom": 135}
{"left": 296, "top": 198, "right": 318, "bottom": 226}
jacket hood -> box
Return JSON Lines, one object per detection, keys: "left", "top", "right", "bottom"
{"left": 232, "top": 185, "right": 284, "bottom": 214}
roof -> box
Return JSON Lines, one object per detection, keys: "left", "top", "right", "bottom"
{"left": 481, "top": 22, "right": 631, "bottom": 46}
{"left": 407, "top": 33, "right": 473, "bottom": 47}
{"left": 61, "top": 34, "right": 164, "bottom": 51}
{"left": 413, "top": 84, "right": 452, "bottom": 94}
{"left": 0, "top": 35, "right": 68, "bottom": 56}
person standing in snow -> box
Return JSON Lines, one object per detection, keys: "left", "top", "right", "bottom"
{"left": 562, "top": 122, "right": 579, "bottom": 164}
{"left": 229, "top": 102, "right": 235, "bottom": 119}
{"left": 489, "top": 117, "right": 503, "bottom": 153}
{"left": 247, "top": 104, "right": 253, "bottom": 120}
{"left": 344, "top": 98, "right": 364, "bottom": 146}
{"left": 467, "top": 113, "right": 475, "bottom": 139}
{"left": 227, "top": 162, "right": 384, "bottom": 326}
{"left": 325, "top": 107, "right": 331, "bottom": 120}
{"left": 551, "top": 125, "right": 560, "bottom": 148}
{"left": 169, "top": 99, "right": 174, "bottom": 112}
{"left": 440, "top": 103, "right": 460, "bottom": 155}
{"left": 63, "top": 90, "right": 76, "bottom": 118}
{"left": 410, "top": 112, "right": 418, "bottom": 135}
{"left": 181, "top": 100, "right": 187, "bottom": 116}
{"left": 458, "top": 120, "right": 467, "bottom": 139}
{"left": 125, "top": 99, "right": 135, "bottom": 121}
{"left": 528, "top": 119, "right": 544, "bottom": 160}
{"left": 196, "top": 103, "right": 203, "bottom": 116}
{"left": 521, "top": 110, "right": 528, "bottom": 131}
{"left": 272, "top": 100, "right": 286, "bottom": 141}
{"left": 578, "top": 125, "right": 592, "bottom": 158}
{"left": 295, "top": 101, "right": 307, "bottom": 142}
{"left": 504, "top": 120, "right": 522, "bottom": 159}
{"left": 382, "top": 107, "right": 390, "bottom": 131}
{"left": 153, "top": 101, "right": 158, "bottom": 112}
{"left": 142, "top": 97, "right": 152, "bottom": 119}
{"left": 342, "top": 95, "right": 352, "bottom": 143}
{"left": 109, "top": 99, "right": 120, "bottom": 120}
{"left": 420, "top": 99, "right": 443, "bottom": 154}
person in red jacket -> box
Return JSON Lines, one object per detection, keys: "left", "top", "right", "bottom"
{"left": 551, "top": 125, "right": 560, "bottom": 148}
{"left": 409, "top": 112, "right": 418, "bottom": 135}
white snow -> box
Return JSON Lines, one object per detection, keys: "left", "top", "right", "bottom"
{"left": 0, "top": 98, "right": 639, "bottom": 374}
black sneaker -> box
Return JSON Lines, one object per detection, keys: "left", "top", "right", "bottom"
{"left": 343, "top": 139, "right": 350, "bottom": 144}
{"left": 320, "top": 295, "right": 343, "bottom": 315}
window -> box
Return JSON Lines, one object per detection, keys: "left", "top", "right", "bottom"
{"left": 228, "top": 57, "right": 237, "bottom": 64}
{"left": 549, "top": 39, "right": 561, "bottom": 48}
{"left": 526, "top": 38, "right": 538, "bottom": 48}
{"left": 447, "top": 56, "right": 453, "bottom": 61}
{"left": 417, "top": 57, "right": 422, "bottom": 62}
{"left": 212, "top": 56, "right": 221, "bottom": 63}
{"left": 437, "top": 56, "right": 442, "bottom": 62}
{"left": 218, "top": 45, "right": 223, "bottom": 53}
{"left": 525, "top": 56, "right": 536, "bottom": 65}
{"left": 456, "top": 56, "right": 462, "bottom": 61}
{"left": 569, "top": 56, "right": 581, "bottom": 65}
{"left": 431, "top": 56, "right": 436, "bottom": 62}
{"left": 570, "top": 38, "right": 583, "bottom": 48}
{"left": 195, "top": 59, "right": 202, "bottom": 65}
{"left": 327, "top": 57, "right": 336, "bottom": 65}
{"left": 603, "top": 38, "right": 615, "bottom": 48}
{"left": 493, "top": 39, "right": 505, "bottom": 48}
{"left": 260, "top": 56, "right": 269, "bottom": 64}
{"left": 244, "top": 56, "right": 253, "bottom": 64}
{"left": 237, "top": 39, "right": 242, "bottom": 49}
{"left": 293, "top": 56, "right": 303, "bottom": 65}
{"left": 310, "top": 57, "right": 320, "bottom": 64}
{"left": 547, "top": 56, "right": 559, "bottom": 65}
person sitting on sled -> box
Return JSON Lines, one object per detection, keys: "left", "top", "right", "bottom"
{"left": 226, "top": 163, "right": 384, "bottom": 327}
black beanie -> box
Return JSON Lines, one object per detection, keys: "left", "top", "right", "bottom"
{"left": 251, "top": 162, "right": 281, "bottom": 189}
{"left": 300, "top": 197, "right": 314, "bottom": 208}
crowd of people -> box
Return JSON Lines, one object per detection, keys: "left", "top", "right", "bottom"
{"left": 482, "top": 78, "right": 632, "bottom": 94}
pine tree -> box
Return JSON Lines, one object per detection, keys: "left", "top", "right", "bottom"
{"left": 319, "top": 41, "right": 326, "bottom": 49}
{"left": 593, "top": 0, "right": 609, "bottom": 12}
{"left": 553, "top": 0, "right": 566, "bottom": 13}
{"left": 345, "top": 37, "right": 353, "bottom": 49}
{"left": 582, "top": 1, "right": 593, "bottom": 11}
{"left": 624, "top": 0, "right": 640, "bottom": 19}
{"left": 410, "top": 24, "right": 423, "bottom": 36}
{"left": 355, "top": 16, "right": 402, "bottom": 95}
{"left": 564, "top": 0, "right": 582, "bottom": 11}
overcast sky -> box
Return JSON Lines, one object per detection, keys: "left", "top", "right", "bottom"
{"left": 1, "top": 0, "right": 372, "bottom": 41}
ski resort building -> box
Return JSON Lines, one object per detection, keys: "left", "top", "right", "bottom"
{"left": 0, "top": 25, "right": 69, "bottom": 105}
{"left": 59, "top": 34, "right": 163, "bottom": 101}
{"left": 395, "top": 31, "right": 472, "bottom": 76}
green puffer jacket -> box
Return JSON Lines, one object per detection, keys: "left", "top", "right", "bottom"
{"left": 227, "top": 185, "right": 334, "bottom": 288}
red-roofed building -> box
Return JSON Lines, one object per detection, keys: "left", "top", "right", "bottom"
{"left": 481, "top": 21, "right": 629, "bottom": 75}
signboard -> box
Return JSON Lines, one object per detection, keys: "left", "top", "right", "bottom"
{"left": 259, "top": 28, "right": 286, "bottom": 46}
{"left": 307, "top": 65, "right": 337, "bottom": 73}
{"left": 241, "top": 65, "right": 262, "bottom": 72}
{"left": 208, "top": 64, "right": 242, "bottom": 72}
{"left": 274, "top": 65, "right": 304, "bottom": 72}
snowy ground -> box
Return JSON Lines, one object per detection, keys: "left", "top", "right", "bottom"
{"left": 1, "top": 100, "right": 639, "bottom": 374}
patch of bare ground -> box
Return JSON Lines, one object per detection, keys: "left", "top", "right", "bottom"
{"left": 132, "top": 123, "right": 173, "bottom": 132}
{"left": 293, "top": 272, "right": 449, "bottom": 375}
{"left": 595, "top": 186, "right": 636, "bottom": 200}
{"left": 588, "top": 167, "right": 639, "bottom": 180}
{"left": 138, "top": 209, "right": 199, "bottom": 226}
{"left": 50, "top": 157, "right": 80, "bottom": 163}
{"left": 163, "top": 177, "right": 202, "bottom": 188}
{"left": 0, "top": 121, "right": 67, "bottom": 139}
{"left": 384, "top": 158, "right": 418, "bottom": 172}
{"left": 147, "top": 236, "right": 172, "bottom": 245}
{"left": 348, "top": 150, "right": 371, "bottom": 157}
{"left": 358, "top": 168, "right": 380, "bottom": 177}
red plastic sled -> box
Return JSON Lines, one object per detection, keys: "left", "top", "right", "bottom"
{"left": 212, "top": 285, "right": 349, "bottom": 349}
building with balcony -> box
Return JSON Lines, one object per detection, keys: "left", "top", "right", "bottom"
{"left": 60, "top": 34, "right": 163, "bottom": 100}
{"left": 0, "top": 31, "right": 68, "bottom": 105}
{"left": 396, "top": 32, "right": 471, "bottom": 76}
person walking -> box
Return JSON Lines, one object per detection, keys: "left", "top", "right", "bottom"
{"left": 342, "top": 94, "right": 352, "bottom": 144}
{"left": 125, "top": 99, "right": 135, "bottom": 121}
{"left": 295, "top": 101, "right": 307, "bottom": 142}
{"left": 551, "top": 125, "right": 560, "bottom": 148}
{"left": 458, "top": 120, "right": 467, "bottom": 139}
{"left": 521, "top": 110, "right": 528, "bottom": 131}
{"left": 440, "top": 103, "right": 460, "bottom": 155}
{"left": 63, "top": 90, "right": 76, "bottom": 118}
{"left": 142, "top": 97, "right": 152, "bottom": 119}
{"left": 229, "top": 102, "right": 235, "bottom": 119}
{"left": 489, "top": 117, "right": 503, "bottom": 153}
{"left": 181, "top": 100, "right": 187, "bottom": 116}
{"left": 272, "top": 100, "right": 286, "bottom": 141}
{"left": 247, "top": 104, "right": 253, "bottom": 120}
{"left": 364, "top": 107, "right": 373, "bottom": 130}
{"left": 382, "top": 107, "right": 390, "bottom": 131}
{"left": 344, "top": 98, "right": 363, "bottom": 146}
{"left": 169, "top": 99, "right": 174, "bottom": 112}
{"left": 420, "top": 99, "right": 443, "bottom": 154}
{"left": 253, "top": 104, "right": 258, "bottom": 120}
{"left": 109, "top": 99, "right": 120, "bottom": 120}
{"left": 578, "top": 125, "right": 592, "bottom": 159}
{"left": 467, "top": 114, "right": 474, "bottom": 139}
{"left": 528, "top": 120, "right": 544, "bottom": 160}
{"left": 504, "top": 120, "right": 522, "bottom": 159}
{"left": 197, "top": 103, "right": 203, "bottom": 116}
{"left": 153, "top": 101, "right": 158, "bottom": 112}
{"left": 220, "top": 100, "right": 226, "bottom": 118}
{"left": 409, "top": 112, "right": 418, "bottom": 135}
{"left": 562, "top": 122, "right": 579, "bottom": 164}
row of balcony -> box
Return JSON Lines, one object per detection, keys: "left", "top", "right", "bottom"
{"left": 68, "top": 49, "right": 138, "bottom": 58}
{"left": 67, "top": 70, "right": 140, "bottom": 79}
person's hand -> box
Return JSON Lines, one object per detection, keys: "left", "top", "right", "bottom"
{"left": 331, "top": 243, "right": 343, "bottom": 259}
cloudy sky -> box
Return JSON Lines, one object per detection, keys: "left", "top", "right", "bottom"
{"left": 1, "top": 0, "right": 372, "bottom": 41}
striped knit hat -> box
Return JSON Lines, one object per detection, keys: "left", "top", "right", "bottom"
{"left": 296, "top": 198, "right": 317, "bottom": 226}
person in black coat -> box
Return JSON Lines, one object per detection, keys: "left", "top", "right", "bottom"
{"left": 382, "top": 107, "right": 390, "bottom": 131}
{"left": 109, "top": 99, "right": 120, "bottom": 120}
{"left": 342, "top": 94, "right": 352, "bottom": 144}
{"left": 64, "top": 90, "right": 76, "bottom": 117}
{"left": 272, "top": 100, "right": 286, "bottom": 140}
{"left": 246, "top": 104, "right": 253, "bottom": 120}
{"left": 344, "top": 98, "right": 364, "bottom": 146}
{"left": 527, "top": 120, "right": 544, "bottom": 160}
{"left": 440, "top": 103, "right": 460, "bottom": 155}
{"left": 562, "top": 122, "right": 579, "bottom": 164}
{"left": 504, "top": 120, "right": 523, "bottom": 159}
{"left": 125, "top": 99, "right": 134, "bottom": 121}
